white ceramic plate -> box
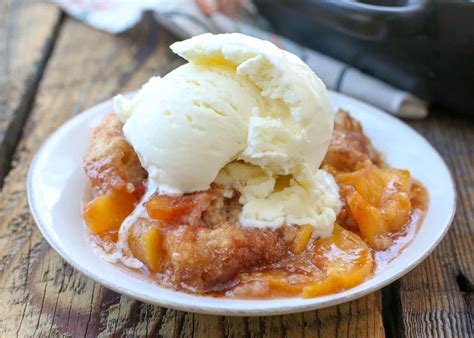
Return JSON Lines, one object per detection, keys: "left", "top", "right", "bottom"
{"left": 27, "top": 91, "right": 456, "bottom": 316}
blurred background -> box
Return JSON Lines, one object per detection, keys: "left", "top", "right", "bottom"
{"left": 256, "top": 0, "right": 474, "bottom": 116}
{"left": 55, "top": 0, "right": 474, "bottom": 117}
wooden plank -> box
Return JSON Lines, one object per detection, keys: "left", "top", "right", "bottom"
{"left": 0, "top": 15, "right": 385, "bottom": 337}
{"left": 397, "top": 115, "right": 474, "bottom": 338}
{"left": 0, "top": 0, "right": 62, "bottom": 185}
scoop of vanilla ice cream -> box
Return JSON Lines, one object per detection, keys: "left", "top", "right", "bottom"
{"left": 114, "top": 63, "right": 261, "bottom": 194}
{"left": 114, "top": 33, "right": 340, "bottom": 237}
{"left": 171, "top": 33, "right": 333, "bottom": 175}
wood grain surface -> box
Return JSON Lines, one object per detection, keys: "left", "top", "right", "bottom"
{"left": 0, "top": 7, "right": 472, "bottom": 338}
{"left": 398, "top": 115, "right": 474, "bottom": 337}
{"left": 0, "top": 0, "right": 61, "bottom": 185}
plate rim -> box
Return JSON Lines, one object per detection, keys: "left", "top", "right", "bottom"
{"left": 26, "top": 90, "right": 456, "bottom": 316}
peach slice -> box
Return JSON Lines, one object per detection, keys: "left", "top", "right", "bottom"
{"left": 346, "top": 191, "right": 391, "bottom": 250}
{"left": 83, "top": 190, "right": 136, "bottom": 235}
{"left": 303, "top": 225, "right": 374, "bottom": 298}
{"left": 337, "top": 161, "right": 412, "bottom": 249}
{"left": 292, "top": 224, "right": 314, "bottom": 254}
{"left": 128, "top": 222, "right": 164, "bottom": 273}
{"left": 146, "top": 194, "right": 195, "bottom": 222}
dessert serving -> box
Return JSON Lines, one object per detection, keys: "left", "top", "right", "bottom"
{"left": 82, "top": 33, "right": 428, "bottom": 299}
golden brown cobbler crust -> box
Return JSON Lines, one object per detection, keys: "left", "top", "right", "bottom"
{"left": 83, "top": 113, "right": 147, "bottom": 196}
{"left": 322, "top": 110, "right": 382, "bottom": 171}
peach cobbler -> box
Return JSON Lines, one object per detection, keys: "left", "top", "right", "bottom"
{"left": 82, "top": 33, "right": 428, "bottom": 298}
{"left": 83, "top": 110, "right": 427, "bottom": 298}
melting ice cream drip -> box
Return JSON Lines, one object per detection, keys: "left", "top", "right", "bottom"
{"left": 90, "top": 181, "right": 158, "bottom": 269}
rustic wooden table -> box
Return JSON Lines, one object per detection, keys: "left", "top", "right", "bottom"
{"left": 1, "top": 2, "right": 472, "bottom": 337}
